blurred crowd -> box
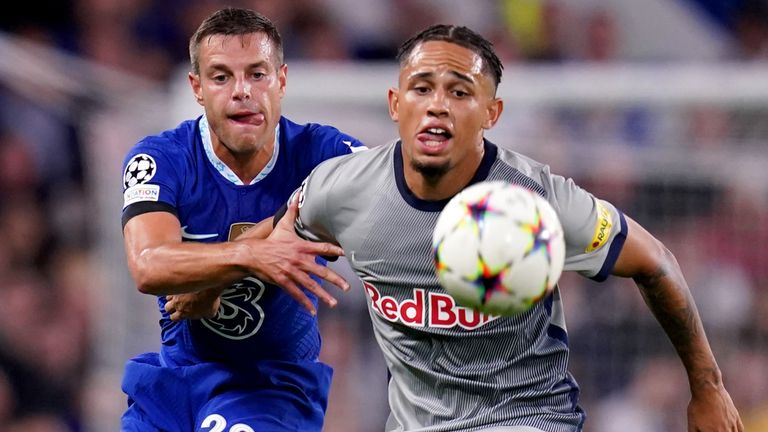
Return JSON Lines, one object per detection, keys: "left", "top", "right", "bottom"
{"left": 1, "top": 0, "right": 768, "bottom": 431}
{"left": 0, "top": 85, "right": 90, "bottom": 429}
{"left": 4, "top": 0, "right": 768, "bottom": 81}
{"left": 563, "top": 169, "right": 768, "bottom": 431}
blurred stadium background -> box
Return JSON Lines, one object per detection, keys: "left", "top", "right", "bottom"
{"left": 1, "top": 0, "right": 767, "bottom": 431}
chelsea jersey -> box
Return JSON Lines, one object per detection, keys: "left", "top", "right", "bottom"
{"left": 121, "top": 115, "right": 364, "bottom": 367}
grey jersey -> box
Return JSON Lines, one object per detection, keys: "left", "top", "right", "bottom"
{"left": 296, "top": 141, "right": 626, "bottom": 432}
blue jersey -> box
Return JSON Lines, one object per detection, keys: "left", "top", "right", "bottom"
{"left": 120, "top": 115, "right": 363, "bottom": 431}
{"left": 121, "top": 115, "right": 363, "bottom": 367}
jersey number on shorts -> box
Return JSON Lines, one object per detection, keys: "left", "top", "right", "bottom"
{"left": 201, "top": 277, "right": 266, "bottom": 340}
{"left": 201, "top": 414, "right": 254, "bottom": 432}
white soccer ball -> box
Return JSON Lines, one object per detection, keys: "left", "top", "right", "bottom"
{"left": 433, "top": 181, "right": 565, "bottom": 316}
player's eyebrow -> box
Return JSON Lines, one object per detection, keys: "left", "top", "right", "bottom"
{"left": 206, "top": 62, "right": 232, "bottom": 73}
{"left": 246, "top": 60, "right": 271, "bottom": 70}
{"left": 449, "top": 70, "right": 474, "bottom": 84}
{"left": 409, "top": 71, "right": 434, "bottom": 81}
{"left": 409, "top": 71, "right": 474, "bottom": 85}
{"left": 207, "top": 60, "right": 271, "bottom": 72}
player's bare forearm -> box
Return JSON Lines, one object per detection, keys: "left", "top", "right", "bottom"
{"left": 166, "top": 286, "right": 225, "bottom": 320}
{"left": 124, "top": 203, "right": 348, "bottom": 312}
{"left": 123, "top": 212, "right": 251, "bottom": 295}
{"left": 614, "top": 217, "right": 742, "bottom": 431}
{"left": 634, "top": 256, "right": 742, "bottom": 431}
{"left": 632, "top": 249, "right": 719, "bottom": 390}
{"left": 131, "top": 243, "right": 252, "bottom": 295}
{"left": 161, "top": 222, "right": 275, "bottom": 319}
{"left": 612, "top": 217, "right": 718, "bottom": 385}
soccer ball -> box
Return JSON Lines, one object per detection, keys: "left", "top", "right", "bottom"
{"left": 432, "top": 181, "right": 565, "bottom": 316}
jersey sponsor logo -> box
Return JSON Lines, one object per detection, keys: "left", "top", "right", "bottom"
{"left": 123, "top": 153, "right": 157, "bottom": 188}
{"left": 123, "top": 184, "right": 159, "bottom": 207}
{"left": 180, "top": 226, "right": 218, "bottom": 240}
{"left": 202, "top": 277, "right": 265, "bottom": 340}
{"left": 585, "top": 200, "right": 613, "bottom": 253}
{"left": 228, "top": 222, "right": 255, "bottom": 241}
{"left": 363, "top": 282, "right": 498, "bottom": 330}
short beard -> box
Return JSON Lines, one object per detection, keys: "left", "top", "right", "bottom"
{"left": 411, "top": 159, "right": 451, "bottom": 183}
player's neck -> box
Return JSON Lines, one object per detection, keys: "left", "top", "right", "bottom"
{"left": 215, "top": 138, "right": 275, "bottom": 185}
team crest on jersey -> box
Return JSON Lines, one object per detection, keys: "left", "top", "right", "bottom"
{"left": 202, "top": 277, "right": 266, "bottom": 340}
{"left": 228, "top": 222, "right": 256, "bottom": 241}
{"left": 124, "top": 153, "right": 157, "bottom": 189}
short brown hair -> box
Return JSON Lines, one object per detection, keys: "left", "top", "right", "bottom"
{"left": 189, "top": 7, "right": 283, "bottom": 74}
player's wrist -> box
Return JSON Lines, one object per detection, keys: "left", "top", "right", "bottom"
{"left": 229, "top": 241, "right": 259, "bottom": 274}
{"left": 688, "top": 365, "right": 723, "bottom": 395}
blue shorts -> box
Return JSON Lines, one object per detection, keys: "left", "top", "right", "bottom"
{"left": 121, "top": 352, "right": 332, "bottom": 432}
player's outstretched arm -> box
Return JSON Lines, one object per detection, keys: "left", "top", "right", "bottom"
{"left": 611, "top": 216, "right": 743, "bottom": 432}
{"left": 124, "top": 197, "right": 349, "bottom": 314}
{"left": 163, "top": 217, "right": 278, "bottom": 321}
{"left": 124, "top": 211, "right": 250, "bottom": 295}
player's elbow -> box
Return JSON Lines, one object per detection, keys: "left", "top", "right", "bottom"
{"left": 129, "top": 255, "right": 166, "bottom": 295}
{"left": 631, "top": 238, "right": 681, "bottom": 287}
{"left": 135, "top": 278, "right": 163, "bottom": 295}
{"left": 132, "top": 270, "right": 162, "bottom": 295}
{"left": 614, "top": 217, "right": 681, "bottom": 280}
{"left": 648, "top": 238, "right": 678, "bottom": 273}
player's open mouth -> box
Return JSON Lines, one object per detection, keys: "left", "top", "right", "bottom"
{"left": 417, "top": 127, "right": 453, "bottom": 148}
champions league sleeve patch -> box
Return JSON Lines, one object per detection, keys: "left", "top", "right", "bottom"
{"left": 123, "top": 153, "right": 157, "bottom": 189}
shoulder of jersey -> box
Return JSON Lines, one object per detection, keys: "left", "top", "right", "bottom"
{"left": 130, "top": 120, "right": 199, "bottom": 163}
{"left": 495, "top": 144, "right": 548, "bottom": 177}
{"left": 282, "top": 117, "right": 366, "bottom": 151}
{"left": 123, "top": 120, "right": 198, "bottom": 189}
{"left": 314, "top": 140, "right": 391, "bottom": 179}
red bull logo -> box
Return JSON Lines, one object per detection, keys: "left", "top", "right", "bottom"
{"left": 363, "top": 282, "right": 498, "bottom": 330}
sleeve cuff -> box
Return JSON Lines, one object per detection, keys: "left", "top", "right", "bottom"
{"left": 590, "top": 211, "right": 628, "bottom": 282}
{"left": 122, "top": 201, "right": 178, "bottom": 229}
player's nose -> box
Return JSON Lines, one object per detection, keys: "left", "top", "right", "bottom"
{"left": 426, "top": 88, "right": 449, "bottom": 117}
{"left": 232, "top": 77, "right": 251, "bottom": 100}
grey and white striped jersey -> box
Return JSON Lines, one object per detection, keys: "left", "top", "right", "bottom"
{"left": 296, "top": 140, "right": 627, "bottom": 432}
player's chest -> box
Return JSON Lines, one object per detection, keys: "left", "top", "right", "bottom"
{"left": 177, "top": 182, "right": 293, "bottom": 242}
{"left": 344, "top": 208, "right": 440, "bottom": 287}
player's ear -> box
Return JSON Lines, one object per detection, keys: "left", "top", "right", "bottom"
{"left": 388, "top": 87, "right": 399, "bottom": 122}
{"left": 189, "top": 72, "right": 203, "bottom": 106}
{"left": 482, "top": 97, "right": 503, "bottom": 130}
{"left": 278, "top": 64, "right": 288, "bottom": 98}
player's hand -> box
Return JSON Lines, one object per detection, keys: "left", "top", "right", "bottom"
{"left": 238, "top": 195, "right": 349, "bottom": 315}
{"left": 687, "top": 383, "right": 743, "bottom": 431}
{"left": 165, "top": 287, "right": 224, "bottom": 321}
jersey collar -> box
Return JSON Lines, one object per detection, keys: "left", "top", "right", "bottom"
{"left": 199, "top": 115, "right": 280, "bottom": 186}
{"left": 393, "top": 139, "right": 498, "bottom": 212}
